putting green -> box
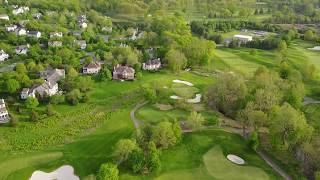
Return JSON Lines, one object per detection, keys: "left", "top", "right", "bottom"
{"left": 203, "top": 146, "right": 270, "bottom": 180}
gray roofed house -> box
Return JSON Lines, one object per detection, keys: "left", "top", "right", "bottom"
{"left": 40, "top": 68, "right": 65, "bottom": 83}
{"left": 0, "top": 99, "right": 10, "bottom": 123}
{"left": 0, "top": 49, "right": 9, "bottom": 62}
{"left": 75, "top": 40, "right": 87, "bottom": 50}
{"left": 82, "top": 61, "right": 101, "bottom": 74}
{"left": 48, "top": 41, "right": 63, "bottom": 47}
{"left": 142, "top": 58, "right": 161, "bottom": 71}
{"left": 20, "top": 87, "right": 36, "bottom": 99}
{"left": 15, "top": 45, "right": 29, "bottom": 55}
{"left": 113, "top": 65, "right": 135, "bottom": 80}
{"left": 28, "top": 31, "right": 42, "bottom": 38}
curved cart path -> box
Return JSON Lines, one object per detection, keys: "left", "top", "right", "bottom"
{"left": 130, "top": 101, "right": 291, "bottom": 180}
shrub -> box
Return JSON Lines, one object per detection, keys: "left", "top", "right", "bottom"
{"left": 30, "top": 110, "right": 39, "bottom": 122}
{"left": 50, "top": 95, "right": 65, "bottom": 105}
{"left": 97, "top": 163, "right": 119, "bottom": 180}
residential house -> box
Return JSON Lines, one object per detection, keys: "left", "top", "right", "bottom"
{"left": 48, "top": 41, "right": 63, "bottom": 47}
{"left": 34, "top": 81, "right": 58, "bottom": 97}
{"left": 0, "top": 50, "right": 9, "bottom": 62}
{"left": 21, "top": 69, "right": 65, "bottom": 99}
{"left": 75, "top": 40, "right": 86, "bottom": 50}
{"left": 15, "top": 45, "right": 29, "bottom": 55}
{"left": 32, "top": 13, "right": 42, "bottom": 19}
{"left": 233, "top": 35, "right": 253, "bottom": 44}
{"left": 113, "top": 65, "right": 135, "bottom": 80}
{"left": 28, "top": 31, "right": 42, "bottom": 38}
{"left": 20, "top": 87, "right": 36, "bottom": 100}
{"left": 0, "top": 99, "right": 10, "bottom": 123}
{"left": 0, "top": 14, "right": 9, "bottom": 20}
{"left": 40, "top": 68, "right": 65, "bottom": 83}
{"left": 16, "top": 28, "right": 27, "bottom": 36}
{"left": 77, "top": 14, "right": 87, "bottom": 29}
{"left": 6, "top": 25, "right": 18, "bottom": 32}
{"left": 82, "top": 61, "right": 101, "bottom": 74}
{"left": 130, "top": 29, "right": 144, "bottom": 41}
{"left": 12, "top": 6, "right": 29, "bottom": 15}
{"left": 142, "top": 58, "right": 161, "bottom": 71}
{"left": 50, "top": 32, "right": 63, "bottom": 38}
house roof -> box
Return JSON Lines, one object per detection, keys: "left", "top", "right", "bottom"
{"left": 114, "top": 65, "right": 135, "bottom": 74}
{"left": 41, "top": 69, "right": 65, "bottom": 82}
{"left": 145, "top": 58, "right": 161, "bottom": 66}
{"left": 84, "top": 61, "right": 100, "bottom": 69}
{"left": 28, "top": 31, "right": 40, "bottom": 35}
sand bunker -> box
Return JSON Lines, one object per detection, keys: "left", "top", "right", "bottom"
{"left": 173, "top": 80, "right": 194, "bottom": 86}
{"left": 308, "top": 46, "right": 320, "bottom": 51}
{"left": 170, "top": 95, "right": 183, "bottom": 100}
{"left": 227, "top": 154, "right": 245, "bottom": 165}
{"left": 29, "top": 165, "right": 79, "bottom": 180}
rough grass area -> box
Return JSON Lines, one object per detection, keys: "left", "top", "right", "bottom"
{"left": 203, "top": 146, "right": 269, "bottom": 180}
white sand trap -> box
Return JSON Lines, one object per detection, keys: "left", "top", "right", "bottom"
{"left": 186, "top": 94, "right": 202, "bottom": 103}
{"left": 227, "top": 154, "right": 245, "bottom": 165}
{"left": 29, "top": 165, "right": 79, "bottom": 180}
{"left": 173, "top": 80, "right": 194, "bottom": 86}
{"left": 170, "top": 95, "right": 183, "bottom": 100}
{"left": 308, "top": 46, "right": 320, "bottom": 51}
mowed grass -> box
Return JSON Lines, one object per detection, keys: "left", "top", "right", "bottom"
{"left": 0, "top": 152, "right": 63, "bottom": 180}
{"left": 0, "top": 71, "right": 215, "bottom": 179}
{"left": 203, "top": 146, "right": 269, "bottom": 180}
{"left": 120, "top": 129, "right": 280, "bottom": 180}
{"left": 172, "top": 83, "right": 199, "bottom": 99}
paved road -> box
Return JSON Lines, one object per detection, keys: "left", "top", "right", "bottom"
{"left": 130, "top": 101, "right": 292, "bottom": 180}
{"left": 303, "top": 97, "right": 320, "bottom": 106}
{"left": 130, "top": 101, "right": 148, "bottom": 129}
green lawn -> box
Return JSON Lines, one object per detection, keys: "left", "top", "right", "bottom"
{"left": 119, "top": 130, "right": 281, "bottom": 180}
{"left": 204, "top": 146, "right": 269, "bottom": 180}
{"left": 0, "top": 71, "right": 216, "bottom": 179}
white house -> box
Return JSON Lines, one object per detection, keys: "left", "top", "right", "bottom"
{"left": 28, "top": 31, "right": 42, "bottom": 38}
{"left": 82, "top": 61, "right": 101, "bottom": 74}
{"left": 49, "top": 32, "right": 63, "bottom": 38}
{"left": 32, "top": 13, "right": 42, "bottom": 19}
{"left": 0, "top": 14, "right": 9, "bottom": 20}
{"left": 75, "top": 40, "right": 86, "bottom": 50}
{"left": 233, "top": 35, "right": 253, "bottom": 44}
{"left": 16, "top": 28, "right": 27, "bottom": 36}
{"left": 48, "top": 41, "right": 63, "bottom": 47}
{"left": 77, "top": 14, "right": 88, "bottom": 29}
{"left": 0, "top": 99, "right": 10, "bottom": 123}
{"left": 12, "top": 6, "right": 29, "bottom": 15}
{"left": 6, "top": 25, "right": 18, "bottom": 32}
{"left": 34, "top": 81, "right": 59, "bottom": 97}
{"left": 20, "top": 88, "right": 36, "bottom": 100}
{"left": 142, "top": 58, "right": 161, "bottom": 71}
{"left": 0, "top": 50, "right": 9, "bottom": 62}
{"left": 15, "top": 45, "right": 29, "bottom": 55}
